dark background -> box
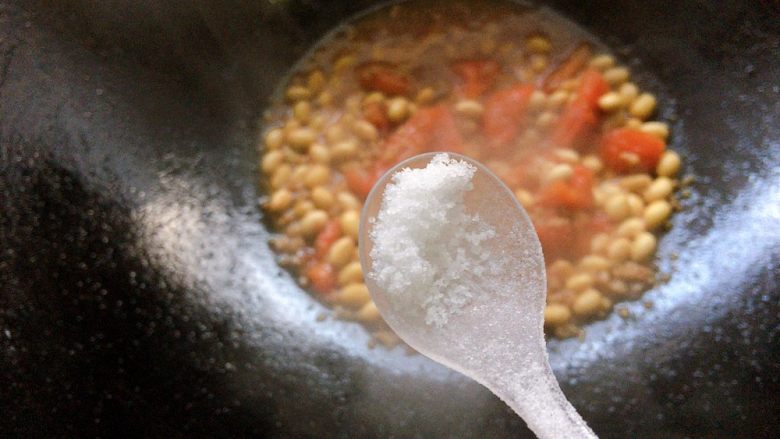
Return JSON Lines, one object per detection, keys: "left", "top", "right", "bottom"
{"left": 1, "top": 0, "right": 778, "bottom": 437}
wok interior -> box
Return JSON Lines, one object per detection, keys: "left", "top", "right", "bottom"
{"left": 1, "top": 0, "right": 778, "bottom": 437}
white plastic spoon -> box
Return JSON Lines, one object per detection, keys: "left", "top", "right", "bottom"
{"left": 358, "top": 152, "right": 596, "bottom": 439}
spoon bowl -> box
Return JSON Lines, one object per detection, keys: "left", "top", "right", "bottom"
{"left": 358, "top": 152, "right": 596, "bottom": 438}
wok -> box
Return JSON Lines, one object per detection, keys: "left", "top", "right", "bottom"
{"left": 1, "top": 0, "right": 778, "bottom": 437}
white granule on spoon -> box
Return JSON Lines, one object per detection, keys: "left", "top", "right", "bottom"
{"left": 368, "top": 153, "right": 499, "bottom": 327}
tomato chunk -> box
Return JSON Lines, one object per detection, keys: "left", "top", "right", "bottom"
{"left": 306, "top": 262, "right": 336, "bottom": 294}
{"left": 533, "top": 215, "right": 575, "bottom": 262}
{"left": 451, "top": 59, "right": 500, "bottom": 98}
{"left": 550, "top": 69, "right": 607, "bottom": 149}
{"left": 344, "top": 166, "right": 385, "bottom": 200}
{"left": 543, "top": 43, "right": 592, "bottom": 93}
{"left": 600, "top": 128, "right": 666, "bottom": 173}
{"left": 356, "top": 61, "right": 410, "bottom": 95}
{"left": 538, "top": 165, "right": 594, "bottom": 209}
{"left": 577, "top": 69, "right": 609, "bottom": 109}
{"left": 314, "top": 220, "right": 342, "bottom": 258}
{"left": 363, "top": 101, "right": 389, "bottom": 132}
{"left": 482, "top": 84, "right": 535, "bottom": 148}
{"left": 381, "top": 105, "right": 462, "bottom": 165}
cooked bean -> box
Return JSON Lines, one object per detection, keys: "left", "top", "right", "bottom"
{"left": 591, "top": 233, "right": 610, "bottom": 254}
{"left": 333, "top": 54, "right": 357, "bottom": 72}
{"left": 597, "top": 92, "right": 624, "bottom": 112}
{"left": 537, "top": 111, "right": 556, "bottom": 128}
{"left": 387, "top": 97, "right": 409, "bottom": 122}
{"left": 288, "top": 128, "right": 316, "bottom": 150}
{"left": 304, "top": 164, "right": 331, "bottom": 188}
{"left": 285, "top": 85, "right": 311, "bottom": 101}
{"left": 336, "top": 191, "right": 361, "bottom": 211}
{"left": 311, "top": 186, "right": 335, "bottom": 209}
{"left": 548, "top": 90, "right": 569, "bottom": 108}
{"left": 293, "top": 101, "right": 312, "bottom": 123}
{"left": 547, "top": 163, "right": 573, "bottom": 181}
{"left": 530, "top": 54, "right": 548, "bottom": 72}
{"left": 309, "top": 143, "right": 331, "bottom": 164}
{"left": 264, "top": 128, "right": 284, "bottom": 150}
{"left": 328, "top": 237, "right": 355, "bottom": 268}
{"left": 340, "top": 210, "right": 360, "bottom": 240}
{"left": 526, "top": 35, "right": 552, "bottom": 53}
{"left": 553, "top": 148, "right": 579, "bottom": 163}
{"left": 589, "top": 54, "right": 615, "bottom": 70}
{"left": 626, "top": 193, "right": 645, "bottom": 216}
{"left": 616, "top": 217, "right": 646, "bottom": 238}
{"left": 334, "top": 283, "right": 370, "bottom": 308}
{"left": 544, "top": 304, "right": 571, "bottom": 326}
{"left": 619, "top": 82, "right": 639, "bottom": 101}
{"left": 270, "top": 164, "right": 292, "bottom": 189}
{"left": 604, "top": 194, "right": 630, "bottom": 220}
{"left": 261, "top": 150, "right": 284, "bottom": 173}
{"left": 353, "top": 120, "right": 378, "bottom": 142}
{"left": 416, "top": 87, "right": 436, "bottom": 105}
{"left": 643, "top": 177, "right": 674, "bottom": 202}
{"left": 603, "top": 66, "right": 630, "bottom": 85}
{"left": 630, "top": 232, "right": 657, "bottom": 262}
{"left": 325, "top": 125, "right": 346, "bottom": 144}
{"left": 657, "top": 150, "right": 681, "bottom": 177}
{"left": 291, "top": 164, "right": 310, "bottom": 184}
{"left": 572, "top": 289, "right": 603, "bottom": 316}
{"left": 307, "top": 70, "right": 326, "bottom": 93}
{"left": 455, "top": 99, "right": 485, "bottom": 117}
{"left": 582, "top": 155, "right": 603, "bottom": 173}
{"left": 529, "top": 90, "right": 546, "bottom": 110}
{"left": 356, "top": 301, "right": 380, "bottom": 321}
{"left": 300, "top": 209, "right": 328, "bottom": 236}
{"left": 607, "top": 238, "right": 631, "bottom": 261}
{"left": 565, "top": 273, "right": 593, "bottom": 292}
{"left": 331, "top": 139, "right": 359, "bottom": 161}
{"left": 643, "top": 200, "right": 672, "bottom": 230}
{"left": 337, "top": 261, "right": 363, "bottom": 286}
{"left": 625, "top": 118, "right": 643, "bottom": 129}
{"left": 620, "top": 174, "right": 652, "bottom": 192}
{"left": 363, "top": 92, "right": 385, "bottom": 105}
{"left": 514, "top": 189, "right": 535, "bottom": 207}
{"left": 629, "top": 93, "right": 657, "bottom": 120}
{"left": 639, "top": 121, "right": 669, "bottom": 140}
{"left": 268, "top": 189, "right": 293, "bottom": 212}
{"left": 579, "top": 255, "right": 611, "bottom": 272}
{"left": 318, "top": 91, "right": 333, "bottom": 106}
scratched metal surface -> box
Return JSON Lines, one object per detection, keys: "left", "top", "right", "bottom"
{"left": 1, "top": 0, "right": 778, "bottom": 437}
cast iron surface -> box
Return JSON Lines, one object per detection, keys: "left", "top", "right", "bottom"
{"left": 1, "top": 0, "right": 778, "bottom": 437}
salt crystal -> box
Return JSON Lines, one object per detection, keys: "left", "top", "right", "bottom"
{"left": 369, "top": 153, "right": 502, "bottom": 327}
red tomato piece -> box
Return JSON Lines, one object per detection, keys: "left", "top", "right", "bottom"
{"left": 363, "top": 101, "right": 389, "bottom": 132}
{"left": 314, "top": 220, "right": 341, "bottom": 258}
{"left": 550, "top": 100, "right": 598, "bottom": 149}
{"left": 577, "top": 69, "right": 609, "bottom": 109}
{"left": 451, "top": 59, "right": 500, "bottom": 98}
{"left": 482, "top": 84, "right": 535, "bottom": 148}
{"left": 543, "top": 43, "right": 592, "bottom": 93}
{"left": 549, "top": 69, "right": 607, "bottom": 149}
{"left": 600, "top": 128, "right": 666, "bottom": 173}
{"left": 538, "top": 165, "right": 594, "bottom": 209}
{"left": 381, "top": 105, "right": 463, "bottom": 165}
{"left": 533, "top": 215, "right": 576, "bottom": 262}
{"left": 344, "top": 166, "right": 384, "bottom": 200}
{"left": 306, "top": 262, "right": 336, "bottom": 294}
{"left": 355, "top": 61, "right": 410, "bottom": 96}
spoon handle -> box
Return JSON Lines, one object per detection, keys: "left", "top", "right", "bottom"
{"left": 486, "top": 362, "right": 597, "bottom": 439}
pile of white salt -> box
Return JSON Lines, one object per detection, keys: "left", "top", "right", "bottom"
{"left": 368, "top": 153, "right": 509, "bottom": 327}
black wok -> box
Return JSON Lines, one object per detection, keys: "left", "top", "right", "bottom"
{"left": 1, "top": 0, "right": 778, "bottom": 437}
